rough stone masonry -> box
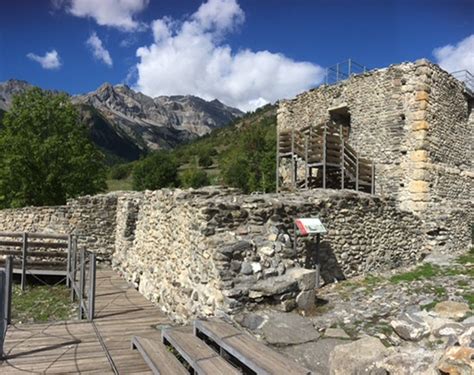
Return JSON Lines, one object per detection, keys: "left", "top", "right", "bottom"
{"left": 0, "top": 59, "right": 471, "bottom": 323}
{"left": 277, "top": 59, "right": 473, "bottom": 254}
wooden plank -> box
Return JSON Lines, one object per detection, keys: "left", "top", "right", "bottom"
{"left": 162, "top": 327, "right": 240, "bottom": 375}
{"left": 195, "top": 319, "right": 311, "bottom": 375}
{"left": 131, "top": 336, "right": 188, "bottom": 375}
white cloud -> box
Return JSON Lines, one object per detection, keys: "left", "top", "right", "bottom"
{"left": 433, "top": 34, "right": 474, "bottom": 74}
{"left": 134, "top": 0, "right": 324, "bottom": 111}
{"left": 86, "top": 32, "right": 113, "bottom": 67}
{"left": 27, "top": 49, "right": 62, "bottom": 70}
{"left": 60, "top": 0, "right": 149, "bottom": 31}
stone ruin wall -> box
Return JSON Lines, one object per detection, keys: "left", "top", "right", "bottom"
{"left": 277, "top": 60, "right": 473, "bottom": 254}
{"left": 111, "top": 187, "right": 427, "bottom": 322}
{"left": 0, "top": 194, "right": 119, "bottom": 260}
{"left": 0, "top": 185, "right": 470, "bottom": 323}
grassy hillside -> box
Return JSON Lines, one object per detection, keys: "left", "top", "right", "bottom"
{"left": 107, "top": 104, "right": 277, "bottom": 193}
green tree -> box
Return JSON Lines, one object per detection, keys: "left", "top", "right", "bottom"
{"left": 180, "top": 164, "right": 210, "bottom": 188}
{"left": 220, "top": 119, "right": 276, "bottom": 193}
{"left": 132, "top": 151, "right": 178, "bottom": 190}
{"left": 0, "top": 88, "right": 106, "bottom": 208}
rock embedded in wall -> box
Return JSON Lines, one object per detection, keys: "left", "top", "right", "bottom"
{"left": 113, "top": 187, "right": 428, "bottom": 323}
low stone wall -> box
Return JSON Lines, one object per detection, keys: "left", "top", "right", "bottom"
{"left": 0, "top": 193, "right": 119, "bottom": 260}
{"left": 112, "top": 187, "right": 428, "bottom": 322}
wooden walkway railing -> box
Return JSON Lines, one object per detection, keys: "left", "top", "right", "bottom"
{"left": 277, "top": 121, "right": 375, "bottom": 193}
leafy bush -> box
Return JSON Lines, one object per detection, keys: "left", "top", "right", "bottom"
{"left": 180, "top": 165, "right": 210, "bottom": 188}
{"left": 220, "top": 118, "right": 276, "bottom": 193}
{"left": 0, "top": 88, "right": 106, "bottom": 208}
{"left": 109, "top": 163, "right": 133, "bottom": 180}
{"left": 132, "top": 151, "right": 178, "bottom": 190}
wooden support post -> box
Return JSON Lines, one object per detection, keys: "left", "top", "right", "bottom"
{"left": 355, "top": 155, "right": 359, "bottom": 192}
{"left": 21, "top": 232, "right": 28, "bottom": 291}
{"left": 371, "top": 162, "right": 375, "bottom": 195}
{"left": 78, "top": 248, "right": 85, "bottom": 320}
{"left": 5, "top": 256, "right": 12, "bottom": 324}
{"left": 88, "top": 252, "right": 96, "bottom": 321}
{"left": 322, "top": 124, "right": 327, "bottom": 189}
{"left": 66, "top": 235, "right": 72, "bottom": 288}
{"left": 315, "top": 234, "right": 321, "bottom": 289}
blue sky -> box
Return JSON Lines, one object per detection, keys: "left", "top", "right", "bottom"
{"left": 0, "top": 0, "right": 473, "bottom": 110}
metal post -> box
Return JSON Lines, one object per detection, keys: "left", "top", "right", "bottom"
{"left": 66, "top": 235, "right": 72, "bottom": 288}
{"left": 293, "top": 222, "right": 297, "bottom": 256}
{"left": 315, "top": 234, "right": 321, "bottom": 288}
{"left": 88, "top": 253, "right": 96, "bottom": 321}
{"left": 0, "top": 270, "right": 5, "bottom": 358}
{"left": 21, "top": 232, "right": 28, "bottom": 291}
{"left": 291, "top": 128, "right": 295, "bottom": 189}
{"left": 304, "top": 132, "right": 309, "bottom": 189}
{"left": 336, "top": 63, "right": 340, "bottom": 82}
{"left": 71, "top": 236, "right": 78, "bottom": 301}
{"left": 276, "top": 127, "right": 280, "bottom": 193}
{"left": 70, "top": 247, "right": 76, "bottom": 302}
{"left": 5, "top": 256, "right": 12, "bottom": 324}
{"left": 356, "top": 155, "right": 359, "bottom": 191}
{"left": 341, "top": 126, "right": 345, "bottom": 190}
{"left": 325, "top": 68, "right": 328, "bottom": 84}
{"left": 322, "top": 124, "right": 327, "bottom": 189}
{"left": 371, "top": 162, "right": 375, "bottom": 195}
{"left": 348, "top": 58, "right": 352, "bottom": 76}
{"left": 78, "top": 248, "right": 85, "bottom": 320}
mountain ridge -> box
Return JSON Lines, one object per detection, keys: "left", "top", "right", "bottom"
{"left": 0, "top": 79, "right": 244, "bottom": 163}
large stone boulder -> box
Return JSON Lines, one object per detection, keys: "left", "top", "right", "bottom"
{"left": 434, "top": 301, "right": 470, "bottom": 320}
{"left": 437, "top": 346, "right": 474, "bottom": 375}
{"left": 261, "top": 312, "right": 321, "bottom": 346}
{"left": 390, "top": 312, "right": 430, "bottom": 341}
{"left": 329, "top": 336, "right": 386, "bottom": 375}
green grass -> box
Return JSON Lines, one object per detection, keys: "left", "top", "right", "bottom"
{"left": 12, "top": 284, "right": 76, "bottom": 323}
{"left": 463, "top": 293, "right": 474, "bottom": 310}
{"left": 389, "top": 263, "right": 440, "bottom": 283}
{"left": 457, "top": 247, "right": 474, "bottom": 265}
{"left": 106, "top": 176, "right": 133, "bottom": 192}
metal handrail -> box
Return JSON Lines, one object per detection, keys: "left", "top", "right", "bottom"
{"left": 451, "top": 70, "right": 474, "bottom": 93}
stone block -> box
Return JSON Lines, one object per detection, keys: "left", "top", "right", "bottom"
{"left": 329, "top": 337, "right": 387, "bottom": 375}
{"left": 410, "top": 150, "right": 429, "bottom": 162}
{"left": 412, "top": 110, "right": 426, "bottom": 121}
{"left": 411, "top": 120, "right": 429, "bottom": 131}
{"left": 409, "top": 180, "right": 429, "bottom": 193}
{"left": 296, "top": 290, "right": 315, "bottom": 310}
{"left": 415, "top": 91, "right": 429, "bottom": 101}
{"left": 286, "top": 268, "right": 317, "bottom": 291}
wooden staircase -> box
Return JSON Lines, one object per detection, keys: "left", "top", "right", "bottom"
{"left": 131, "top": 318, "right": 312, "bottom": 374}
{"left": 277, "top": 122, "right": 375, "bottom": 193}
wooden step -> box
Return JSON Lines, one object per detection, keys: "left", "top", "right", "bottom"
{"left": 194, "top": 319, "right": 312, "bottom": 375}
{"left": 131, "top": 336, "right": 188, "bottom": 375}
{"left": 162, "top": 327, "right": 240, "bottom": 375}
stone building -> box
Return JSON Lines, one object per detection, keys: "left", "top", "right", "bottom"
{"left": 277, "top": 59, "right": 473, "bottom": 253}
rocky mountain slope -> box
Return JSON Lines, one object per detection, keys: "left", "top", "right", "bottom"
{"left": 0, "top": 79, "right": 243, "bottom": 162}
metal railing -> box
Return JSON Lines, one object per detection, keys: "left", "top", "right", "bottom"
{"left": 0, "top": 232, "right": 97, "bottom": 357}
{"left": 324, "top": 59, "right": 367, "bottom": 85}
{"left": 69, "top": 247, "right": 96, "bottom": 321}
{"left": 451, "top": 70, "right": 474, "bottom": 93}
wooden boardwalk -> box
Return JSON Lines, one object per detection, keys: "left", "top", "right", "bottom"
{"left": 0, "top": 269, "right": 170, "bottom": 374}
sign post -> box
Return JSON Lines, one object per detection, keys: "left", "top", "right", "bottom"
{"left": 294, "top": 218, "right": 327, "bottom": 288}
